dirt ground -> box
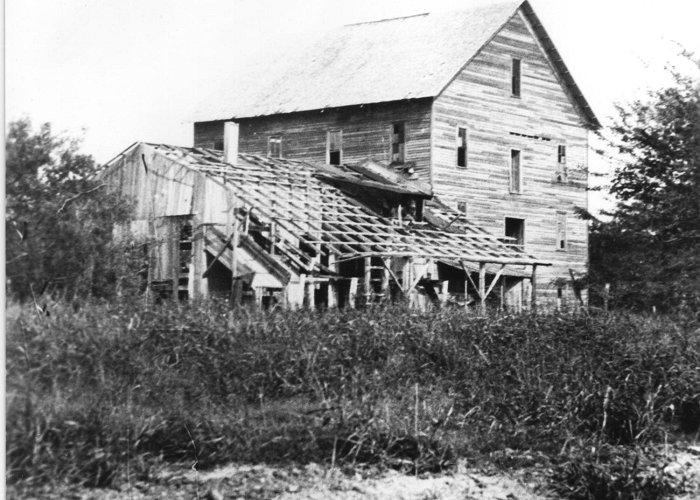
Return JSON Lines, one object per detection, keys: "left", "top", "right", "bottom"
{"left": 12, "top": 447, "right": 700, "bottom": 500}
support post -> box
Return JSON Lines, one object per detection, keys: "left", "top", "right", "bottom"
{"left": 530, "top": 264, "right": 538, "bottom": 313}
{"left": 363, "top": 256, "right": 372, "bottom": 303}
{"left": 327, "top": 253, "right": 337, "bottom": 308}
{"left": 189, "top": 176, "right": 207, "bottom": 301}
{"left": 348, "top": 278, "right": 358, "bottom": 309}
{"left": 479, "top": 262, "right": 486, "bottom": 315}
{"left": 229, "top": 198, "right": 241, "bottom": 309}
{"left": 381, "top": 258, "right": 390, "bottom": 301}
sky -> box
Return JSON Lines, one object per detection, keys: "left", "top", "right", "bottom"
{"left": 6, "top": 0, "right": 700, "bottom": 212}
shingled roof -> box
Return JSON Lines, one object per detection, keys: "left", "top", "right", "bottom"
{"left": 194, "top": 0, "right": 598, "bottom": 128}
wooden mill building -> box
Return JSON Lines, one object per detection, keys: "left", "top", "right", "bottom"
{"left": 191, "top": 0, "right": 599, "bottom": 309}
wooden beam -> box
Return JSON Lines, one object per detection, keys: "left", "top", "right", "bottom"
{"left": 460, "top": 261, "right": 480, "bottom": 300}
{"left": 484, "top": 264, "right": 506, "bottom": 300}
{"left": 530, "top": 264, "right": 538, "bottom": 313}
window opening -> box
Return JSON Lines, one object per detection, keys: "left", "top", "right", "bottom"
{"left": 268, "top": 136, "right": 282, "bottom": 158}
{"left": 327, "top": 130, "right": 342, "bottom": 165}
{"left": 556, "top": 212, "right": 567, "bottom": 250}
{"left": 391, "top": 122, "right": 405, "bottom": 163}
{"left": 457, "top": 127, "right": 467, "bottom": 167}
{"left": 556, "top": 144, "right": 567, "bottom": 182}
{"left": 510, "top": 149, "right": 522, "bottom": 193}
{"left": 505, "top": 217, "right": 525, "bottom": 248}
{"left": 512, "top": 58, "right": 521, "bottom": 97}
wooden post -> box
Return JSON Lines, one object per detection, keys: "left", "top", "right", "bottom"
{"left": 530, "top": 264, "right": 538, "bottom": 313}
{"left": 348, "top": 278, "right": 358, "bottom": 309}
{"left": 171, "top": 219, "right": 181, "bottom": 302}
{"left": 363, "top": 256, "right": 372, "bottom": 303}
{"left": 327, "top": 253, "right": 337, "bottom": 308}
{"left": 189, "top": 176, "right": 207, "bottom": 301}
{"left": 441, "top": 281, "right": 449, "bottom": 305}
{"left": 381, "top": 258, "right": 390, "bottom": 302}
{"left": 479, "top": 262, "right": 486, "bottom": 315}
{"left": 603, "top": 283, "right": 610, "bottom": 312}
{"left": 500, "top": 276, "right": 505, "bottom": 311}
{"left": 229, "top": 199, "right": 241, "bottom": 309}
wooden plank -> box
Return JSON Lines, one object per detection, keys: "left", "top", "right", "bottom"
{"left": 479, "top": 262, "right": 486, "bottom": 315}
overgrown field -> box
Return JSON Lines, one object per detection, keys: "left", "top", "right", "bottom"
{"left": 6, "top": 300, "right": 700, "bottom": 498}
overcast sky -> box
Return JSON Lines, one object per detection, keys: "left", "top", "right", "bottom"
{"left": 6, "top": 0, "right": 700, "bottom": 211}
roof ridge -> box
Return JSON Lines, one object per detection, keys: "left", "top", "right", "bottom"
{"left": 344, "top": 12, "right": 429, "bottom": 27}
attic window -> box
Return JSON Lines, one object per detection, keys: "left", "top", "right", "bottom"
{"left": 556, "top": 144, "right": 567, "bottom": 182}
{"left": 391, "top": 122, "right": 405, "bottom": 163}
{"left": 268, "top": 136, "right": 282, "bottom": 158}
{"left": 512, "top": 58, "right": 521, "bottom": 97}
{"left": 457, "top": 127, "right": 467, "bottom": 168}
{"left": 327, "top": 130, "right": 342, "bottom": 165}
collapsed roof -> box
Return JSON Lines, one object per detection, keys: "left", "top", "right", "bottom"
{"left": 106, "top": 143, "right": 546, "bottom": 278}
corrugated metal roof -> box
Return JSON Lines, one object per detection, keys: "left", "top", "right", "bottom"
{"left": 194, "top": 1, "right": 522, "bottom": 121}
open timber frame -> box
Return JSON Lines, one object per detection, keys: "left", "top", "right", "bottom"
{"left": 104, "top": 141, "right": 550, "bottom": 312}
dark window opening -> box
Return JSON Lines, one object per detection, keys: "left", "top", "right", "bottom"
{"left": 328, "top": 130, "right": 342, "bottom": 165}
{"left": 556, "top": 212, "right": 567, "bottom": 250}
{"left": 268, "top": 136, "right": 282, "bottom": 158}
{"left": 457, "top": 127, "right": 467, "bottom": 167}
{"left": 510, "top": 149, "right": 521, "bottom": 193}
{"left": 556, "top": 145, "right": 567, "bottom": 182}
{"left": 214, "top": 140, "right": 224, "bottom": 150}
{"left": 391, "top": 122, "right": 405, "bottom": 163}
{"left": 505, "top": 217, "right": 525, "bottom": 247}
{"left": 512, "top": 58, "right": 521, "bottom": 97}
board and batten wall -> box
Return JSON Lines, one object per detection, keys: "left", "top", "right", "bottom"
{"left": 431, "top": 9, "right": 590, "bottom": 308}
{"left": 194, "top": 99, "right": 433, "bottom": 182}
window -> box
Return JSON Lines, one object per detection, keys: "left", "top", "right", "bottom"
{"left": 505, "top": 217, "right": 525, "bottom": 247}
{"left": 457, "top": 127, "right": 468, "bottom": 168}
{"left": 327, "top": 130, "right": 342, "bottom": 165}
{"left": 556, "top": 212, "right": 567, "bottom": 250}
{"left": 556, "top": 144, "right": 567, "bottom": 182}
{"left": 214, "top": 140, "right": 224, "bottom": 150}
{"left": 391, "top": 122, "right": 405, "bottom": 163}
{"left": 268, "top": 136, "right": 282, "bottom": 158}
{"left": 510, "top": 149, "right": 522, "bottom": 193}
{"left": 511, "top": 58, "right": 521, "bottom": 97}
{"left": 457, "top": 201, "right": 467, "bottom": 215}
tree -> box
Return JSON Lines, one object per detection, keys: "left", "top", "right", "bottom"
{"left": 589, "top": 55, "right": 700, "bottom": 311}
{"left": 6, "top": 118, "right": 143, "bottom": 302}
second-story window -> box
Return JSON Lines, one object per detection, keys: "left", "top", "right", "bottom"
{"left": 556, "top": 212, "right": 567, "bottom": 250}
{"left": 268, "top": 136, "right": 282, "bottom": 158}
{"left": 512, "top": 58, "right": 521, "bottom": 97}
{"left": 391, "top": 122, "right": 405, "bottom": 163}
{"left": 327, "top": 130, "right": 342, "bottom": 165}
{"left": 505, "top": 217, "right": 525, "bottom": 248}
{"left": 457, "top": 127, "right": 468, "bottom": 168}
{"left": 556, "top": 144, "right": 567, "bottom": 182}
{"left": 510, "top": 149, "right": 522, "bottom": 193}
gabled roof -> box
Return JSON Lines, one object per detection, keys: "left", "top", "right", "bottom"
{"left": 118, "top": 143, "right": 546, "bottom": 268}
{"left": 194, "top": 0, "right": 598, "bottom": 129}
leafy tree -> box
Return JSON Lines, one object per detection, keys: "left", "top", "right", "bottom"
{"left": 589, "top": 55, "right": 700, "bottom": 311}
{"left": 6, "top": 118, "right": 143, "bottom": 302}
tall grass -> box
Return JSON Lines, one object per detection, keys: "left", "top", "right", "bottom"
{"left": 6, "top": 299, "right": 700, "bottom": 495}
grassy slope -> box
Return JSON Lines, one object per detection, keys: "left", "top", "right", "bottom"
{"left": 6, "top": 300, "right": 700, "bottom": 497}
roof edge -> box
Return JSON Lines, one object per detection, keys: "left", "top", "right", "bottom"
{"left": 520, "top": 0, "right": 600, "bottom": 129}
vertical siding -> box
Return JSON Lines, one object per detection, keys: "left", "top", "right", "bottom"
{"left": 194, "top": 99, "right": 434, "bottom": 183}
{"left": 432, "top": 10, "right": 590, "bottom": 307}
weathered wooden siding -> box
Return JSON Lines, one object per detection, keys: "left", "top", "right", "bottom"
{"left": 194, "top": 99, "right": 434, "bottom": 183}
{"left": 432, "top": 10, "right": 589, "bottom": 307}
